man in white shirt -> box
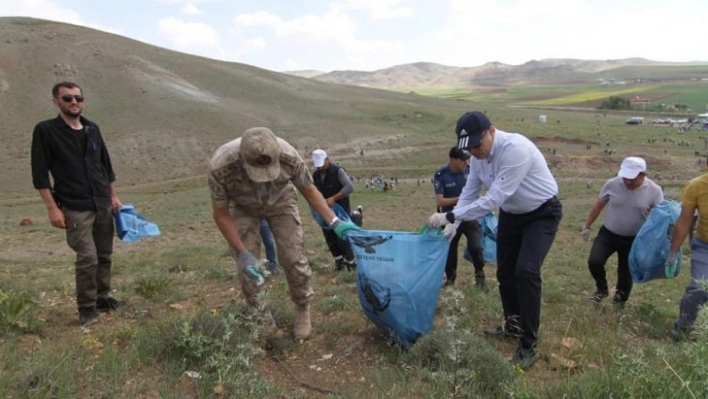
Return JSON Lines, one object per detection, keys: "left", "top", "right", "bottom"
{"left": 581, "top": 157, "right": 663, "bottom": 306}
{"left": 428, "top": 111, "right": 562, "bottom": 370}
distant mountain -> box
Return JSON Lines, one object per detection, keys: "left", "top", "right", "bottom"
{"left": 283, "top": 69, "right": 326, "bottom": 79}
{"left": 293, "top": 58, "right": 708, "bottom": 90}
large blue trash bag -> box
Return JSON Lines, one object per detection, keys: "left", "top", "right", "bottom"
{"left": 309, "top": 203, "right": 351, "bottom": 230}
{"left": 463, "top": 212, "right": 498, "bottom": 264}
{"left": 114, "top": 204, "right": 161, "bottom": 243}
{"left": 629, "top": 200, "right": 683, "bottom": 283}
{"left": 348, "top": 227, "right": 449, "bottom": 348}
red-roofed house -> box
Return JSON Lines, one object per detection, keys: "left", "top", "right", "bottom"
{"left": 630, "top": 96, "right": 650, "bottom": 109}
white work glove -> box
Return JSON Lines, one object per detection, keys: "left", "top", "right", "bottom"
{"left": 238, "top": 250, "right": 265, "bottom": 286}
{"left": 428, "top": 212, "right": 449, "bottom": 228}
{"left": 442, "top": 224, "right": 457, "bottom": 241}
{"left": 581, "top": 225, "right": 591, "bottom": 241}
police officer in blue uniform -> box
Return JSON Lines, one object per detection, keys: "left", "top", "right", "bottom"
{"left": 433, "top": 147, "right": 486, "bottom": 287}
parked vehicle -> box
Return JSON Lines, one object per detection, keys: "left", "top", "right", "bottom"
{"left": 626, "top": 117, "right": 644, "bottom": 125}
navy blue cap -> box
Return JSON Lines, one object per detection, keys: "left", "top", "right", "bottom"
{"left": 449, "top": 146, "right": 470, "bottom": 160}
{"left": 455, "top": 111, "right": 491, "bottom": 149}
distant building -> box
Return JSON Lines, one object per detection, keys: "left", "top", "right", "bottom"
{"left": 630, "top": 96, "right": 650, "bottom": 109}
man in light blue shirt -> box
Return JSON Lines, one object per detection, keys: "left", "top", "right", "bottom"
{"left": 428, "top": 111, "right": 562, "bottom": 370}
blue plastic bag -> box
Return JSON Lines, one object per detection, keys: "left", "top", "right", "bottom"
{"left": 348, "top": 228, "right": 449, "bottom": 348}
{"left": 463, "top": 212, "right": 498, "bottom": 264}
{"left": 480, "top": 212, "right": 498, "bottom": 264}
{"left": 629, "top": 200, "right": 682, "bottom": 283}
{"left": 309, "top": 203, "right": 352, "bottom": 230}
{"left": 114, "top": 204, "right": 161, "bottom": 243}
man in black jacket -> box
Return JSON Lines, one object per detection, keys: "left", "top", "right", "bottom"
{"left": 312, "top": 149, "right": 357, "bottom": 271}
{"left": 31, "top": 82, "right": 124, "bottom": 327}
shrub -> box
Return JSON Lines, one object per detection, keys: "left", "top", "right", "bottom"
{"left": 150, "top": 303, "right": 278, "bottom": 396}
{"left": 0, "top": 289, "right": 39, "bottom": 334}
{"left": 133, "top": 276, "right": 171, "bottom": 299}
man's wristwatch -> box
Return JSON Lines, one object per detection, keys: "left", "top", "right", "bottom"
{"left": 329, "top": 216, "right": 340, "bottom": 228}
{"left": 445, "top": 212, "right": 455, "bottom": 224}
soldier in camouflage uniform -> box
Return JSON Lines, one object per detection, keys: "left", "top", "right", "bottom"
{"left": 207, "top": 127, "right": 359, "bottom": 340}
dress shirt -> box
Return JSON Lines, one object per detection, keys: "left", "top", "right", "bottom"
{"left": 453, "top": 129, "right": 558, "bottom": 222}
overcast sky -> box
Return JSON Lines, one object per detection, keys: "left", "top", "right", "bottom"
{"left": 1, "top": 0, "right": 705, "bottom": 72}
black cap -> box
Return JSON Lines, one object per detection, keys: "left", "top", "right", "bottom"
{"left": 449, "top": 146, "right": 471, "bottom": 160}
{"left": 455, "top": 111, "right": 491, "bottom": 149}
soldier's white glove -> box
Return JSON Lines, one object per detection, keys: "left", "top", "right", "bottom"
{"left": 238, "top": 250, "right": 265, "bottom": 286}
{"left": 428, "top": 212, "right": 449, "bottom": 228}
{"left": 442, "top": 224, "right": 457, "bottom": 241}
{"left": 581, "top": 225, "right": 592, "bottom": 241}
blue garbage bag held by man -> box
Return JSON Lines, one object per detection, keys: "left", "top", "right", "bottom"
{"left": 348, "top": 228, "right": 449, "bottom": 348}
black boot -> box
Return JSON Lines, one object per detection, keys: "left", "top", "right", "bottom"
{"left": 474, "top": 270, "right": 486, "bottom": 288}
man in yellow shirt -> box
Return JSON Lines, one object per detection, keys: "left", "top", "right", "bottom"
{"left": 667, "top": 165, "right": 708, "bottom": 341}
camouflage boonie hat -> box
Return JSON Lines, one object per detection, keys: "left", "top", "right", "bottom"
{"left": 240, "top": 127, "right": 282, "bottom": 182}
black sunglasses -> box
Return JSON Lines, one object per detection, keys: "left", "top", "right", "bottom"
{"left": 60, "top": 95, "right": 85, "bottom": 103}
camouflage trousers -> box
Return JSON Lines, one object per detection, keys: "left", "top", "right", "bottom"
{"left": 63, "top": 208, "right": 114, "bottom": 309}
{"left": 228, "top": 205, "right": 313, "bottom": 307}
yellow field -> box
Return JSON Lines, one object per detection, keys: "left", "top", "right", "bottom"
{"left": 532, "top": 85, "right": 657, "bottom": 105}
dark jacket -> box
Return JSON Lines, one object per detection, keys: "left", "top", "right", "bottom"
{"left": 31, "top": 115, "right": 116, "bottom": 211}
{"left": 313, "top": 163, "right": 350, "bottom": 213}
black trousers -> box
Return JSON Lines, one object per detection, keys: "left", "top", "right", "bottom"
{"left": 587, "top": 225, "right": 635, "bottom": 301}
{"left": 497, "top": 197, "right": 562, "bottom": 349}
{"left": 322, "top": 229, "right": 355, "bottom": 262}
{"left": 445, "top": 220, "right": 484, "bottom": 282}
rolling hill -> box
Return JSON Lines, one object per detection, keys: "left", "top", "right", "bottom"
{"left": 0, "top": 17, "right": 472, "bottom": 201}
{"left": 287, "top": 58, "right": 708, "bottom": 90}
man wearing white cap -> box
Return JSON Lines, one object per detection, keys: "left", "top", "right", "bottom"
{"left": 311, "top": 149, "right": 358, "bottom": 271}
{"left": 207, "top": 128, "right": 360, "bottom": 340}
{"left": 581, "top": 156, "right": 663, "bottom": 306}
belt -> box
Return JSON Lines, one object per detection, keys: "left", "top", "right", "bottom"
{"left": 502, "top": 196, "right": 558, "bottom": 215}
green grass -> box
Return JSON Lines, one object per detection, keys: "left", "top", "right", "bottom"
{"left": 642, "top": 83, "right": 708, "bottom": 111}
{"left": 4, "top": 153, "right": 708, "bottom": 397}
{"left": 419, "top": 82, "right": 708, "bottom": 112}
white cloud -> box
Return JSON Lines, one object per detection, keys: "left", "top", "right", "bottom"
{"left": 243, "top": 36, "right": 267, "bottom": 50}
{"left": 0, "top": 0, "right": 120, "bottom": 38}
{"left": 233, "top": 9, "right": 399, "bottom": 50}
{"left": 157, "top": 17, "right": 219, "bottom": 49}
{"left": 233, "top": 11, "right": 283, "bottom": 29}
{"left": 180, "top": 4, "right": 201, "bottom": 15}
{"left": 422, "top": 0, "right": 620, "bottom": 66}
{"left": 232, "top": 9, "right": 403, "bottom": 70}
{"left": 0, "top": 0, "right": 81, "bottom": 24}
{"left": 341, "top": 0, "right": 414, "bottom": 20}
{"left": 156, "top": 0, "right": 220, "bottom": 5}
{"left": 234, "top": 10, "right": 357, "bottom": 45}
{"left": 284, "top": 59, "right": 301, "bottom": 71}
